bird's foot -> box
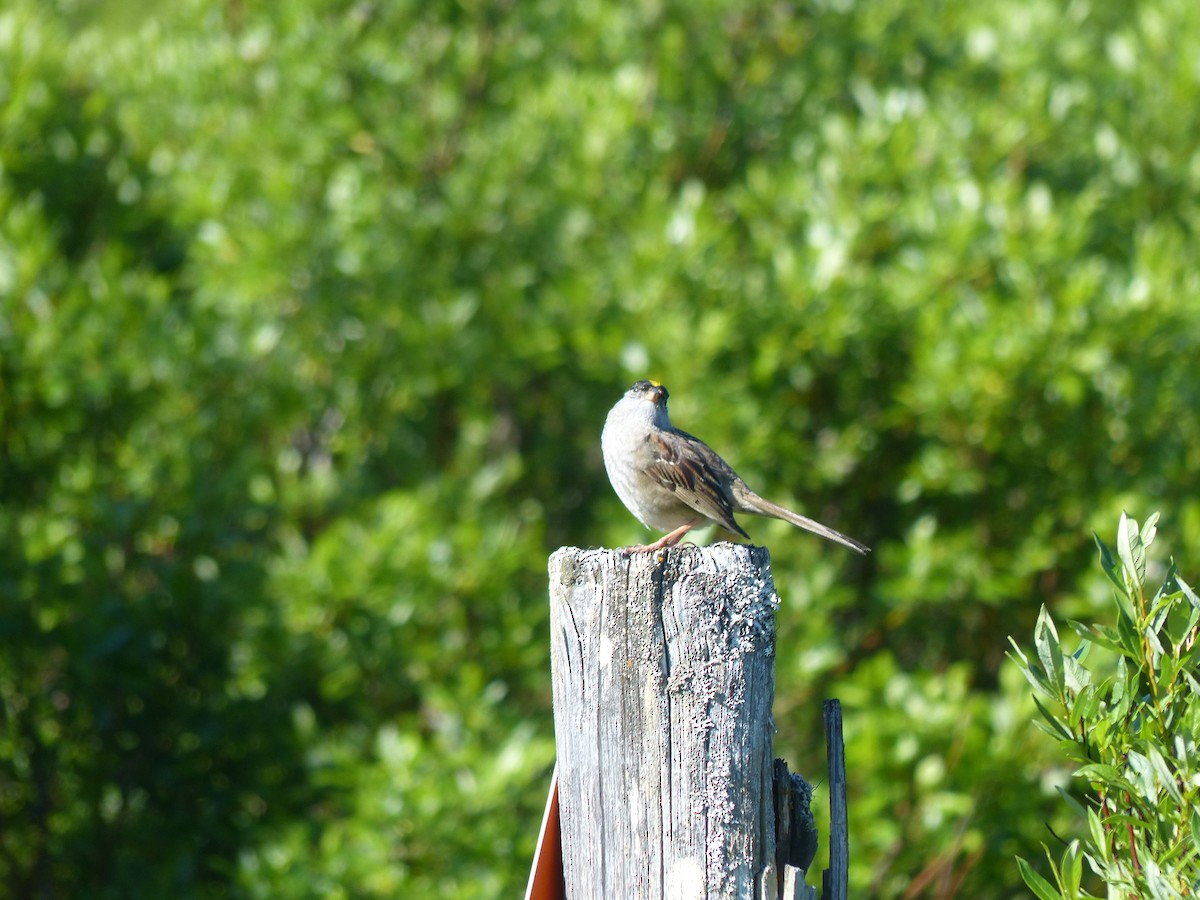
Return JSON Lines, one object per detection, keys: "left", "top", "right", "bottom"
{"left": 619, "top": 521, "right": 700, "bottom": 556}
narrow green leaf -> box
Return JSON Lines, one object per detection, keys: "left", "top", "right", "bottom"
{"left": 1017, "top": 855, "right": 1063, "bottom": 900}
{"left": 1035, "top": 605, "right": 1067, "bottom": 694}
{"left": 1177, "top": 573, "right": 1200, "bottom": 611}
{"left": 1126, "top": 751, "right": 1157, "bottom": 800}
{"left": 1032, "top": 694, "right": 1074, "bottom": 740}
{"left": 1060, "top": 840, "right": 1084, "bottom": 897}
{"left": 1110, "top": 656, "right": 1129, "bottom": 711}
{"left": 1072, "top": 639, "right": 1091, "bottom": 664}
{"left": 1103, "top": 811, "right": 1157, "bottom": 834}
{"left": 1147, "top": 592, "right": 1174, "bottom": 634}
{"left": 1064, "top": 654, "right": 1091, "bottom": 695}
{"left": 1115, "top": 610, "right": 1142, "bottom": 660}
{"left": 1007, "top": 642, "right": 1053, "bottom": 695}
{"left": 1140, "top": 511, "right": 1159, "bottom": 548}
{"left": 1075, "top": 763, "right": 1121, "bottom": 784}
{"left": 1182, "top": 599, "right": 1200, "bottom": 635}
{"left": 1138, "top": 856, "right": 1166, "bottom": 896}
{"left": 1163, "top": 600, "right": 1199, "bottom": 654}
{"left": 1145, "top": 747, "right": 1183, "bottom": 806}
{"left": 1095, "top": 532, "right": 1126, "bottom": 594}
{"left": 1087, "top": 807, "right": 1109, "bottom": 862}
{"left": 1033, "top": 719, "right": 1072, "bottom": 742}
{"left": 1143, "top": 625, "right": 1166, "bottom": 667}
{"left": 1116, "top": 511, "right": 1145, "bottom": 588}
{"left": 1155, "top": 652, "right": 1177, "bottom": 698}
{"left": 1070, "top": 620, "right": 1122, "bottom": 654}
{"left": 1069, "top": 683, "right": 1100, "bottom": 723}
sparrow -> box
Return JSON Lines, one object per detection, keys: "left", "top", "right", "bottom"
{"left": 601, "top": 380, "right": 869, "bottom": 554}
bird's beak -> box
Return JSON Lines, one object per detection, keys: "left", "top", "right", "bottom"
{"left": 646, "top": 383, "right": 666, "bottom": 405}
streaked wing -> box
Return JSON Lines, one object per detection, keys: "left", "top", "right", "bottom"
{"left": 644, "top": 429, "right": 747, "bottom": 536}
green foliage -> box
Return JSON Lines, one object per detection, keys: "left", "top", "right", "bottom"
{"left": 2, "top": 0, "right": 1200, "bottom": 897}
{"left": 1010, "top": 513, "right": 1200, "bottom": 897}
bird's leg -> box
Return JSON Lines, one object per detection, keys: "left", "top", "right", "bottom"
{"left": 622, "top": 519, "right": 700, "bottom": 555}
{"left": 653, "top": 520, "right": 699, "bottom": 549}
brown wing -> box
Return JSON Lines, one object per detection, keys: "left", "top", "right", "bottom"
{"left": 644, "top": 429, "right": 750, "bottom": 538}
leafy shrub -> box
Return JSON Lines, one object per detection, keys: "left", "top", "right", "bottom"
{"left": 1010, "top": 513, "right": 1200, "bottom": 898}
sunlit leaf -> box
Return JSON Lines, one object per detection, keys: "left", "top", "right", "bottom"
{"left": 1035, "top": 605, "right": 1067, "bottom": 695}
{"left": 1017, "top": 854, "right": 1062, "bottom": 900}
{"left": 1116, "top": 511, "right": 1145, "bottom": 588}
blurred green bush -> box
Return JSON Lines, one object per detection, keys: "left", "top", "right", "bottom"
{"left": 2, "top": 0, "right": 1198, "bottom": 896}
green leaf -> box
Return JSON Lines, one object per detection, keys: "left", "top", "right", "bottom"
{"left": 1125, "top": 750, "right": 1158, "bottom": 800}
{"left": 1162, "top": 598, "right": 1199, "bottom": 655}
{"left": 1140, "top": 512, "right": 1160, "bottom": 549}
{"left": 1147, "top": 592, "right": 1175, "bottom": 634}
{"left": 1145, "top": 747, "right": 1182, "bottom": 806}
{"left": 1116, "top": 510, "right": 1145, "bottom": 589}
{"left": 1087, "top": 808, "right": 1110, "bottom": 863}
{"left": 1060, "top": 840, "right": 1084, "bottom": 897}
{"left": 1007, "top": 642, "right": 1053, "bottom": 695}
{"left": 1032, "top": 694, "right": 1074, "bottom": 740}
{"left": 1068, "top": 683, "right": 1100, "bottom": 724}
{"left": 1154, "top": 652, "right": 1177, "bottom": 698}
{"left": 1075, "top": 763, "right": 1121, "bottom": 785}
{"left": 1033, "top": 719, "right": 1073, "bottom": 742}
{"left": 1064, "top": 654, "right": 1091, "bottom": 696}
{"left": 1115, "top": 609, "right": 1142, "bottom": 661}
{"left": 1017, "top": 854, "right": 1063, "bottom": 900}
{"left": 1143, "top": 625, "right": 1166, "bottom": 668}
{"left": 1095, "top": 532, "right": 1126, "bottom": 595}
{"left": 1177, "top": 574, "right": 1200, "bottom": 611}
{"left": 1035, "top": 605, "right": 1067, "bottom": 695}
{"left": 1110, "top": 656, "right": 1130, "bottom": 716}
{"left": 1102, "top": 811, "right": 1150, "bottom": 831}
{"left": 1069, "top": 620, "right": 1121, "bottom": 654}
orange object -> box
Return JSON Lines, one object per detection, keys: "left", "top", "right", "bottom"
{"left": 523, "top": 766, "right": 564, "bottom": 900}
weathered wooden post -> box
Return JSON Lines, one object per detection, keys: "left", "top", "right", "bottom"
{"left": 547, "top": 543, "right": 820, "bottom": 899}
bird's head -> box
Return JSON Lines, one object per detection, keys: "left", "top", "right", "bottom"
{"left": 626, "top": 379, "right": 668, "bottom": 407}
{"left": 621, "top": 379, "right": 671, "bottom": 426}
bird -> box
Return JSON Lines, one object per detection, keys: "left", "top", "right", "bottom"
{"left": 601, "top": 380, "right": 870, "bottom": 554}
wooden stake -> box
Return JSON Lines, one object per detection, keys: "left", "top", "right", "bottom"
{"left": 547, "top": 544, "right": 780, "bottom": 899}
{"left": 822, "top": 700, "right": 849, "bottom": 900}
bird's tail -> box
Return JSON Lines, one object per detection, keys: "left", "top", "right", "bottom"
{"left": 733, "top": 485, "right": 870, "bottom": 555}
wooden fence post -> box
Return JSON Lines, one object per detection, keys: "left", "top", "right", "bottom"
{"left": 822, "top": 700, "right": 848, "bottom": 900}
{"left": 547, "top": 543, "right": 818, "bottom": 899}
